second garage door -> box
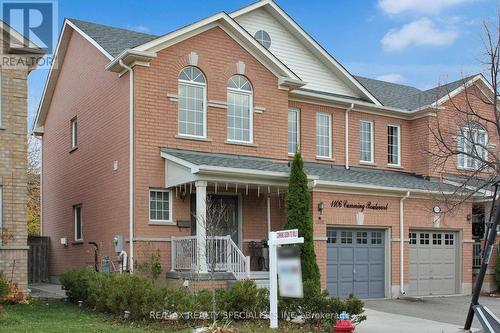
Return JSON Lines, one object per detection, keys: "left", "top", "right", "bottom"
{"left": 326, "top": 228, "right": 385, "bottom": 299}
{"left": 408, "top": 231, "right": 458, "bottom": 296}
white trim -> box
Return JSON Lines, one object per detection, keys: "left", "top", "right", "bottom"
{"left": 387, "top": 124, "right": 401, "bottom": 167}
{"left": 316, "top": 112, "right": 332, "bottom": 159}
{"left": 230, "top": 0, "right": 382, "bottom": 105}
{"left": 74, "top": 205, "right": 83, "bottom": 242}
{"left": 288, "top": 108, "right": 300, "bottom": 155}
{"left": 227, "top": 77, "right": 254, "bottom": 144}
{"left": 148, "top": 188, "right": 173, "bottom": 224}
{"left": 359, "top": 120, "right": 374, "bottom": 163}
{"left": 178, "top": 67, "right": 208, "bottom": 139}
{"left": 66, "top": 20, "right": 113, "bottom": 60}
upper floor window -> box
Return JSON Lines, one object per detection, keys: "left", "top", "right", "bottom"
{"left": 227, "top": 75, "right": 253, "bottom": 143}
{"left": 316, "top": 112, "right": 332, "bottom": 158}
{"left": 457, "top": 124, "right": 487, "bottom": 169}
{"left": 70, "top": 117, "right": 77, "bottom": 149}
{"left": 288, "top": 108, "right": 300, "bottom": 155}
{"left": 388, "top": 125, "right": 401, "bottom": 166}
{"left": 360, "top": 120, "right": 373, "bottom": 163}
{"left": 255, "top": 30, "right": 271, "bottom": 49}
{"left": 178, "top": 66, "right": 207, "bottom": 138}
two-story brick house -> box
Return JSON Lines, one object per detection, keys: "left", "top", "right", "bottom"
{"left": 34, "top": 0, "right": 499, "bottom": 298}
{"left": 0, "top": 22, "right": 42, "bottom": 291}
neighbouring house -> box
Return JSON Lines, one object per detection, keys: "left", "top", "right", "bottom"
{"left": 34, "top": 0, "right": 499, "bottom": 298}
{"left": 0, "top": 22, "right": 43, "bottom": 291}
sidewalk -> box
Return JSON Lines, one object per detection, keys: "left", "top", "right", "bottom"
{"left": 29, "top": 283, "right": 66, "bottom": 300}
{"left": 356, "top": 309, "right": 481, "bottom": 333}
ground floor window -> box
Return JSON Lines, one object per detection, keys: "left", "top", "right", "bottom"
{"left": 149, "top": 189, "right": 172, "bottom": 224}
{"left": 74, "top": 205, "right": 82, "bottom": 241}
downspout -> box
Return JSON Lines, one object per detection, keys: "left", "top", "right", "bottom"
{"left": 400, "top": 191, "right": 410, "bottom": 295}
{"left": 120, "top": 59, "right": 135, "bottom": 273}
{"left": 345, "top": 103, "right": 354, "bottom": 169}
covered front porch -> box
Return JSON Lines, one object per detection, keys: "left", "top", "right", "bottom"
{"left": 161, "top": 148, "right": 307, "bottom": 281}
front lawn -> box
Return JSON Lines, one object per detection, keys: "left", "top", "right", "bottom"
{"left": 0, "top": 300, "right": 325, "bottom": 332}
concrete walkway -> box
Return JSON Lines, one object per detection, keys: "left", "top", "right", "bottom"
{"left": 29, "top": 283, "right": 66, "bottom": 300}
{"left": 356, "top": 308, "right": 481, "bottom": 333}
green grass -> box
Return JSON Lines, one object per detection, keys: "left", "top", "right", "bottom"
{"left": 0, "top": 301, "right": 325, "bottom": 332}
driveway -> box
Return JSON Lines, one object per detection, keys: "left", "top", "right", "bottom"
{"left": 357, "top": 295, "right": 500, "bottom": 332}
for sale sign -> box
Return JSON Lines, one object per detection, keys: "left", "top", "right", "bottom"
{"left": 277, "top": 246, "right": 303, "bottom": 298}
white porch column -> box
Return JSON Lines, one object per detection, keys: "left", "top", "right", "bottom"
{"left": 195, "top": 180, "right": 208, "bottom": 273}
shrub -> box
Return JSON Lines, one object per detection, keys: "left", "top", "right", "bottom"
{"left": 216, "top": 279, "right": 260, "bottom": 314}
{"left": 279, "top": 280, "right": 366, "bottom": 326}
{"left": 0, "top": 272, "right": 9, "bottom": 303}
{"left": 135, "top": 248, "right": 163, "bottom": 281}
{"left": 59, "top": 266, "right": 95, "bottom": 303}
{"left": 284, "top": 152, "right": 321, "bottom": 288}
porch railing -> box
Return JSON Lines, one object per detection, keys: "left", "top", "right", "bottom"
{"left": 171, "top": 235, "right": 250, "bottom": 280}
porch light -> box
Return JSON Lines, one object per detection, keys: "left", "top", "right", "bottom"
{"left": 78, "top": 300, "right": 83, "bottom": 308}
{"left": 124, "top": 310, "right": 130, "bottom": 321}
{"left": 318, "top": 202, "right": 324, "bottom": 214}
{"left": 179, "top": 189, "right": 186, "bottom": 201}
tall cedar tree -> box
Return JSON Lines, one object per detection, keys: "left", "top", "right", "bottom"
{"left": 284, "top": 151, "right": 321, "bottom": 287}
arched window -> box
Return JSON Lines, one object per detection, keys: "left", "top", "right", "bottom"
{"left": 227, "top": 75, "right": 253, "bottom": 143}
{"left": 457, "top": 123, "right": 488, "bottom": 169}
{"left": 178, "top": 66, "right": 207, "bottom": 138}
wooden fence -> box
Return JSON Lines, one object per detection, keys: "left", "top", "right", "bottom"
{"left": 28, "top": 236, "right": 49, "bottom": 283}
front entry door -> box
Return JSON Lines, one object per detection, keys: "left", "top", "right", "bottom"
{"left": 190, "top": 194, "right": 239, "bottom": 245}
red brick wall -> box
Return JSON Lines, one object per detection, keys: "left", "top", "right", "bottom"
{"left": 42, "top": 31, "right": 130, "bottom": 276}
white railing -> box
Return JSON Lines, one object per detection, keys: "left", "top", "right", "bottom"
{"left": 171, "top": 235, "right": 250, "bottom": 280}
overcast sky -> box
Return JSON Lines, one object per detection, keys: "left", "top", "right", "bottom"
{"left": 27, "top": 0, "right": 497, "bottom": 129}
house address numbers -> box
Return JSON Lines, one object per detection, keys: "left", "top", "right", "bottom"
{"left": 330, "top": 200, "right": 389, "bottom": 211}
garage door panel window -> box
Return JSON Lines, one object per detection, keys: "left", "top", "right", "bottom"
{"left": 371, "top": 231, "right": 383, "bottom": 245}
{"left": 420, "top": 233, "right": 430, "bottom": 245}
{"left": 341, "top": 231, "right": 353, "bottom": 244}
{"left": 409, "top": 232, "right": 417, "bottom": 244}
{"left": 444, "top": 233, "right": 454, "bottom": 245}
{"left": 327, "top": 230, "right": 337, "bottom": 244}
{"left": 432, "top": 233, "right": 442, "bottom": 245}
{"left": 356, "top": 231, "right": 368, "bottom": 244}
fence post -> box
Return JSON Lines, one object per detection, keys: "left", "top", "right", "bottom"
{"left": 226, "top": 235, "right": 231, "bottom": 272}
{"left": 245, "top": 256, "right": 250, "bottom": 278}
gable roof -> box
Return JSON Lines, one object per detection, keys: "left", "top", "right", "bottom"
{"left": 355, "top": 74, "right": 481, "bottom": 111}
{"left": 231, "top": 0, "right": 382, "bottom": 106}
{"left": 67, "top": 19, "right": 158, "bottom": 58}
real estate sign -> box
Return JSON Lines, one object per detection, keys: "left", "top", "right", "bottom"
{"left": 277, "top": 246, "right": 303, "bottom": 298}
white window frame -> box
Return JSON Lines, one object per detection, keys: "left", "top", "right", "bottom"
{"left": 227, "top": 76, "right": 253, "bottom": 144}
{"left": 457, "top": 126, "right": 488, "bottom": 170}
{"left": 360, "top": 120, "right": 374, "bottom": 163}
{"left": 388, "top": 124, "right": 401, "bottom": 166}
{"left": 149, "top": 189, "right": 174, "bottom": 225}
{"left": 178, "top": 68, "right": 207, "bottom": 139}
{"left": 74, "top": 205, "right": 82, "bottom": 242}
{"left": 288, "top": 108, "right": 300, "bottom": 155}
{"left": 70, "top": 117, "right": 77, "bottom": 149}
{"left": 316, "top": 112, "right": 332, "bottom": 159}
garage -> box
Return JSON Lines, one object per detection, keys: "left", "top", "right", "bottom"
{"left": 408, "top": 230, "right": 458, "bottom": 296}
{"left": 326, "top": 228, "right": 386, "bottom": 299}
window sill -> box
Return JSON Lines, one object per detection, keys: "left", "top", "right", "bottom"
{"left": 316, "top": 156, "right": 334, "bottom": 162}
{"left": 225, "top": 140, "right": 258, "bottom": 147}
{"left": 175, "top": 135, "right": 212, "bottom": 142}
{"left": 388, "top": 164, "right": 403, "bottom": 169}
{"left": 69, "top": 146, "right": 78, "bottom": 153}
{"left": 359, "top": 161, "right": 377, "bottom": 166}
{"left": 149, "top": 221, "right": 175, "bottom": 226}
{"left": 72, "top": 240, "right": 84, "bottom": 245}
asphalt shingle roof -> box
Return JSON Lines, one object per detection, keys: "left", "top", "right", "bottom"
{"left": 162, "top": 148, "right": 458, "bottom": 193}
{"left": 68, "top": 18, "right": 159, "bottom": 57}
{"left": 355, "top": 75, "right": 478, "bottom": 110}
{"left": 67, "top": 18, "right": 481, "bottom": 111}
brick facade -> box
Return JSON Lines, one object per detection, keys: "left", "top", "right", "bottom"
{"left": 0, "top": 66, "right": 30, "bottom": 291}
{"left": 40, "top": 18, "right": 498, "bottom": 296}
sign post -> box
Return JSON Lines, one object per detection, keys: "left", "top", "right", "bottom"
{"left": 268, "top": 229, "right": 304, "bottom": 329}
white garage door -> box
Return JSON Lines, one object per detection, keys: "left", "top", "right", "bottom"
{"left": 408, "top": 231, "right": 458, "bottom": 296}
